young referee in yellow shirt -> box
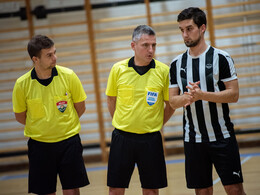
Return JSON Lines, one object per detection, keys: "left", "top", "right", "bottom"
{"left": 106, "top": 25, "right": 175, "bottom": 195}
{"left": 12, "top": 35, "right": 89, "bottom": 195}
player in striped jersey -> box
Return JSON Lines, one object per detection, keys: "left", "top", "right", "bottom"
{"left": 169, "top": 7, "right": 246, "bottom": 195}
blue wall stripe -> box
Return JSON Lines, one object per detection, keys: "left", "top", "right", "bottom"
{"left": 0, "top": 152, "right": 259, "bottom": 181}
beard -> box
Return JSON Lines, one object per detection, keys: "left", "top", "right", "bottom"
{"left": 184, "top": 35, "right": 201, "bottom": 47}
{"left": 49, "top": 62, "right": 56, "bottom": 69}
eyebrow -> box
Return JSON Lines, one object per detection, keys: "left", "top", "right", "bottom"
{"left": 46, "top": 49, "right": 56, "bottom": 55}
{"left": 180, "top": 24, "right": 193, "bottom": 29}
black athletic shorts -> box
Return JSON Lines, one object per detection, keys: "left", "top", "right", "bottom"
{"left": 184, "top": 135, "right": 243, "bottom": 189}
{"left": 27, "top": 134, "right": 89, "bottom": 194}
{"left": 107, "top": 129, "right": 167, "bottom": 189}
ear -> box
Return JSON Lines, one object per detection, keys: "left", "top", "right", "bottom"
{"left": 32, "top": 56, "right": 38, "bottom": 64}
{"left": 201, "top": 24, "right": 206, "bottom": 34}
{"left": 131, "top": 41, "right": 135, "bottom": 51}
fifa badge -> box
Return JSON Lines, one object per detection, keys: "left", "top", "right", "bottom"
{"left": 146, "top": 91, "right": 158, "bottom": 106}
{"left": 56, "top": 101, "right": 67, "bottom": 113}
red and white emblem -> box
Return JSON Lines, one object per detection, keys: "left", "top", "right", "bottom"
{"left": 56, "top": 101, "right": 67, "bottom": 113}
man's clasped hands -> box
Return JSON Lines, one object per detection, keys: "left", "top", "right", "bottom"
{"left": 183, "top": 81, "right": 201, "bottom": 107}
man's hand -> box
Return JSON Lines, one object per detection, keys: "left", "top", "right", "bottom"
{"left": 184, "top": 81, "right": 201, "bottom": 106}
{"left": 182, "top": 93, "right": 195, "bottom": 108}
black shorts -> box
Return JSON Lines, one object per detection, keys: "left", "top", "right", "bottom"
{"left": 107, "top": 129, "right": 167, "bottom": 189}
{"left": 27, "top": 134, "right": 89, "bottom": 194}
{"left": 184, "top": 135, "right": 243, "bottom": 189}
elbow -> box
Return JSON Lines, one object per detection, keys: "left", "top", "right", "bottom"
{"left": 234, "top": 91, "right": 239, "bottom": 103}
{"left": 233, "top": 94, "right": 239, "bottom": 103}
{"left": 16, "top": 118, "right": 26, "bottom": 125}
{"left": 231, "top": 92, "right": 239, "bottom": 103}
{"left": 15, "top": 118, "right": 26, "bottom": 125}
{"left": 14, "top": 112, "right": 26, "bottom": 125}
{"left": 77, "top": 106, "right": 86, "bottom": 118}
{"left": 81, "top": 106, "right": 86, "bottom": 116}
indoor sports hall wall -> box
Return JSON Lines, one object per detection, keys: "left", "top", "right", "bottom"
{"left": 0, "top": 0, "right": 259, "bottom": 165}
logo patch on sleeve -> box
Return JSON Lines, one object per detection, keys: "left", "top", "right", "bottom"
{"left": 146, "top": 91, "right": 158, "bottom": 106}
{"left": 56, "top": 101, "right": 67, "bottom": 113}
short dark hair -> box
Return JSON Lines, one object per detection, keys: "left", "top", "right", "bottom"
{"left": 27, "top": 35, "right": 54, "bottom": 59}
{"left": 132, "top": 25, "right": 156, "bottom": 42}
{"left": 177, "top": 7, "right": 207, "bottom": 28}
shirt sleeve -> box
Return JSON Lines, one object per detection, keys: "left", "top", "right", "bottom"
{"left": 70, "top": 72, "right": 87, "bottom": 103}
{"left": 169, "top": 60, "right": 178, "bottom": 88}
{"left": 163, "top": 68, "right": 170, "bottom": 101}
{"left": 106, "top": 65, "right": 117, "bottom": 97}
{"left": 12, "top": 81, "right": 26, "bottom": 113}
{"left": 219, "top": 53, "right": 237, "bottom": 82}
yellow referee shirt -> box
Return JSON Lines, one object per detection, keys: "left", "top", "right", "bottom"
{"left": 12, "top": 65, "right": 87, "bottom": 142}
{"left": 106, "top": 57, "right": 169, "bottom": 134}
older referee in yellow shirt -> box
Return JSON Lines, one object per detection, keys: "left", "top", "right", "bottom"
{"left": 106, "top": 25, "right": 175, "bottom": 195}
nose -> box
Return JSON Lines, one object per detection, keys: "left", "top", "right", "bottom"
{"left": 148, "top": 45, "right": 154, "bottom": 53}
{"left": 53, "top": 54, "right": 57, "bottom": 61}
{"left": 183, "top": 30, "right": 188, "bottom": 38}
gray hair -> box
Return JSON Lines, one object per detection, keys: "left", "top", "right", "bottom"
{"left": 132, "top": 25, "right": 156, "bottom": 42}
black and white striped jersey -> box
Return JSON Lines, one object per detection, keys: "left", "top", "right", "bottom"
{"left": 169, "top": 45, "right": 237, "bottom": 143}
